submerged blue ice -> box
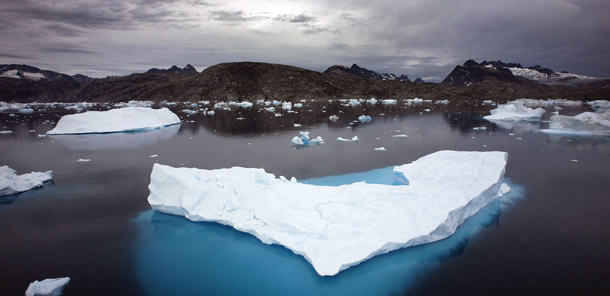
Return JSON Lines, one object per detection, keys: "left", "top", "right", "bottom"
{"left": 134, "top": 167, "right": 523, "bottom": 295}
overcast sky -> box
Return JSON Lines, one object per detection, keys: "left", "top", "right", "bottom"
{"left": 1, "top": 0, "right": 609, "bottom": 81}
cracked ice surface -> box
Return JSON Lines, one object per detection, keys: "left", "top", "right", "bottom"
{"left": 148, "top": 151, "right": 509, "bottom": 276}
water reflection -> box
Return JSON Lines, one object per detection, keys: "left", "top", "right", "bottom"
{"left": 546, "top": 134, "right": 610, "bottom": 153}
{"left": 49, "top": 125, "right": 180, "bottom": 151}
{"left": 134, "top": 166, "right": 523, "bottom": 296}
{"left": 488, "top": 120, "right": 542, "bottom": 133}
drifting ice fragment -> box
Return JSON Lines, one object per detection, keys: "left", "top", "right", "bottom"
{"left": 541, "top": 110, "right": 610, "bottom": 136}
{"left": 374, "top": 147, "right": 387, "bottom": 151}
{"left": 484, "top": 103, "right": 545, "bottom": 122}
{"left": 148, "top": 150, "right": 510, "bottom": 276}
{"left": 358, "top": 115, "right": 372, "bottom": 123}
{"left": 337, "top": 136, "right": 359, "bottom": 142}
{"left": 381, "top": 99, "right": 397, "bottom": 105}
{"left": 76, "top": 159, "right": 91, "bottom": 162}
{"left": 47, "top": 107, "right": 180, "bottom": 135}
{"left": 25, "top": 277, "right": 70, "bottom": 296}
{"left": 291, "top": 131, "right": 323, "bottom": 147}
{"left": 0, "top": 166, "right": 53, "bottom": 197}
{"left": 329, "top": 115, "right": 339, "bottom": 122}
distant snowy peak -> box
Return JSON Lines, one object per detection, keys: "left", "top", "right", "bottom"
{"left": 443, "top": 59, "right": 595, "bottom": 85}
{"left": 0, "top": 64, "right": 93, "bottom": 83}
{"left": 146, "top": 64, "right": 199, "bottom": 75}
{"left": 324, "top": 63, "right": 410, "bottom": 82}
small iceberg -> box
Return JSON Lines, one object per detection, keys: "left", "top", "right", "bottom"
{"left": 381, "top": 99, "right": 397, "bottom": 105}
{"left": 484, "top": 103, "right": 545, "bottom": 122}
{"left": 374, "top": 147, "right": 387, "bottom": 151}
{"left": 148, "top": 150, "right": 510, "bottom": 276}
{"left": 76, "top": 158, "right": 91, "bottom": 162}
{"left": 291, "top": 131, "right": 324, "bottom": 147}
{"left": 1, "top": 166, "right": 53, "bottom": 197}
{"left": 587, "top": 100, "right": 610, "bottom": 112}
{"left": 47, "top": 107, "right": 180, "bottom": 135}
{"left": 328, "top": 115, "right": 339, "bottom": 122}
{"left": 337, "top": 136, "right": 359, "bottom": 142}
{"left": 358, "top": 115, "right": 372, "bottom": 123}
{"left": 541, "top": 110, "right": 610, "bottom": 136}
{"left": 25, "top": 277, "right": 70, "bottom": 296}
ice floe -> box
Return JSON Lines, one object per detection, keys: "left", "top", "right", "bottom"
{"left": 337, "top": 136, "right": 359, "bottom": 142}
{"left": 484, "top": 103, "right": 545, "bottom": 122}
{"left": 374, "top": 147, "right": 387, "bottom": 151}
{"left": 291, "top": 131, "right": 323, "bottom": 147}
{"left": 1, "top": 166, "right": 53, "bottom": 197}
{"left": 47, "top": 107, "right": 180, "bottom": 135}
{"left": 25, "top": 277, "right": 70, "bottom": 296}
{"left": 329, "top": 115, "right": 339, "bottom": 122}
{"left": 541, "top": 110, "right": 610, "bottom": 136}
{"left": 148, "top": 150, "right": 510, "bottom": 276}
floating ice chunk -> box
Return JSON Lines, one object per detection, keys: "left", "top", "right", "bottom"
{"left": 509, "top": 98, "right": 582, "bottom": 107}
{"left": 230, "top": 101, "right": 253, "bottom": 108}
{"left": 424, "top": 109, "right": 431, "bottom": 112}
{"left": 329, "top": 115, "right": 339, "bottom": 122}
{"left": 282, "top": 102, "right": 292, "bottom": 110}
{"left": 587, "top": 100, "right": 610, "bottom": 112}
{"left": 265, "top": 107, "right": 275, "bottom": 112}
{"left": 181, "top": 109, "right": 198, "bottom": 115}
{"left": 310, "top": 136, "right": 324, "bottom": 144}
{"left": 358, "top": 115, "right": 372, "bottom": 123}
{"left": 0, "top": 166, "right": 53, "bottom": 196}
{"left": 47, "top": 107, "right": 180, "bottom": 135}
{"left": 540, "top": 110, "right": 610, "bottom": 136}
{"left": 148, "top": 150, "right": 509, "bottom": 276}
{"left": 204, "top": 110, "right": 215, "bottom": 116}
{"left": 18, "top": 108, "right": 35, "bottom": 114}
{"left": 25, "top": 277, "right": 70, "bottom": 296}
{"left": 274, "top": 113, "right": 282, "bottom": 117}
{"left": 405, "top": 98, "right": 423, "bottom": 104}
{"left": 150, "top": 154, "right": 159, "bottom": 158}
{"left": 381, "top": 99, "right": 397, "bottom": 105}
{"left": 337, "top": 136, "right": 359, "bottom": 142}
{"left": 374, "top": 147, "right": 387, "bottom": 151}
{"left": 76, "top": 158, "right": 91, "bottom": 162}
{"left": 348, "top": 99, "right": 360, "bottom": 106}
{"left": 113, "top": 100, "right": 154, "bottom": 108}
{"left": 366, "top": 98, "right": 378, "bottom": 104}
{"left": 392, "top": 134, "right": 409, "bottom": 138}
{"left": 484, "top": 103, "right": 545, "bottom": 122}
{"left": 291, "top": 136, "right": 303, "bottom": 146}
{"left": 0, "top": 130, "right": 13, "bottom": 134}
{"left": 435, "top": 100, "right": 449, "bottom": 104}
{"left": 272, "top": 100, "right": 281, "bottom": 106}
{"left": 472, "top": 127, "right": 487, "bottom": 131}
{"left": 294, "top": 103, "right": 303, "bottom": 108}
{"left": 293, "top": 124, "right": 301, "bottom": 127}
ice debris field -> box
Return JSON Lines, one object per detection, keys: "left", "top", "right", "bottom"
{"left": 47, "top": 107, "right": 180, "bottom": 135}
{"left": 148, "top": 150, "right": 510, "bottom": 276}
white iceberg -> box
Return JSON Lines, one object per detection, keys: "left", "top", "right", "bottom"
{"left": 587, "top": 100, "right": 610, "bottom": 112}
{"left": 1, "top": 166, "right": 53, "bottom": 197}
{"left": 381, "top": 99, "right": 397, "bottom": 105}
{"left": 358, "top": 115, "right": 372, "bottom": 123}
{"left": 328, "top": 115, "right": 339, "bottom": 122}
{"left": 291, "top": 131, "right": 323, "bottom": 146}
{"left": 484, "top": 103, "right": 545, "bottom": 122}
{"left": 25, "top": 277, "right": 70, "bottom": 296}
{"left": 374, "top": 147, "right": 387, "bottom": 151}
{"left": 541, "top": 110, "right": 610, "bottom": 136}
{"left": 148, "top": 150, "right": 510, "bottom": 276}
{"left": 337, "top": 136, "right": 359, "bottom": 142}
{"left": 366, "top": 98, "right": 378, "bottom": 104}
{"left": 47, "top": 107, "right": 180, "bottom": 135}
{"left": 113, "top": 100, "right": 154, "bottom": 108}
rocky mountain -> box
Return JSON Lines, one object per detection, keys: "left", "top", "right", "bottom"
{"left": 1, "top": 62, "right": 609, "bottom": 102}
{"left": 324, "top": 64, "right": 410, "bottom": 82}
{"left": 146, "top": 64, "right": 198, "bottom": 75}
{"left": 443, "top": 59, "right": 596, "bottom": 86}
{"left": 0, "top": 64, "right": 94, "bottom": 83}
{"left": 413, "top": 78, "right": 425, "bottom": 83}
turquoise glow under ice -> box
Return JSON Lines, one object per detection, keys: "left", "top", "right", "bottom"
{"left": 134, "top": 167, "right": 523, "bottom": 296}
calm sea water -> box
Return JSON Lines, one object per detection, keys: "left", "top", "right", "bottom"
{"left": 1, "top": 100, "right": 609, "bottom": 295}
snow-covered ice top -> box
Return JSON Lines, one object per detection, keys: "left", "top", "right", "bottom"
{"left": 47, "top": 107, "right": 180, "bottom": 135}
{"left": 484, "top": 103, "right": 545, "bottom": 122}
{"left": 148, "top": 150, "right": 509, "bottom": 276}
{"left": 541, "top": 110, "right": 610, "bottom": 136}
{"left": 25, "top": 277, "right": 70, "bottom": 296}
{"left": 587, "top": 100, "right": 610, "bottom": 112}
{"left": 337, "top": 136, "right": 359, "bottom": 142}
{"left": 358, "top": 115, "right": 372, "bottom": 123}
{"left": 0, "top": 166, "right": 53, "bottom": 197}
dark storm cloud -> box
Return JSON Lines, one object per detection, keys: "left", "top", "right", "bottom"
{"left": 41, "top": 44, "right": 101, "bottom": 55}
{"left": 0, "top": 53, "right": 33, "bottom": 60}
{"left": 42, "top": 24, "right": 86, "bottom": 37}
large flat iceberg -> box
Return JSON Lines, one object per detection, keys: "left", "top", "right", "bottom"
{"left": 484, "top": 103, "right": 545, "bottom": 122}
{"left": 148, "top": 151, "right": 509, "bottom": 276}
{"left": 1, "top": 166, "right": 53, "bottom": 197}
{"left": 541, "top": 110, "right": 610, "bottom": 136}
{"left": 47, "top": 107, "right": 180, "bottom": 135}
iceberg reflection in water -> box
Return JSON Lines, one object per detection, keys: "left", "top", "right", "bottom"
{"left": 49, "top": 124, "right": 180, "bottom": 151}
{"left": 134, "top": 167, "right": 523, "bottom": 296}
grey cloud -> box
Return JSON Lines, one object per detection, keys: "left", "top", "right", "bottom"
{"left": 0, "top": 53, "right": 34, "bottom": 60}
{"left": 41, "top": 44, "right": 101, "bottom": 55}
{"left": 275, "top": 14, "right": 316, "bottom": 24}
{"left": 209, "top": 10, "right": 264, "bottom": 23}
